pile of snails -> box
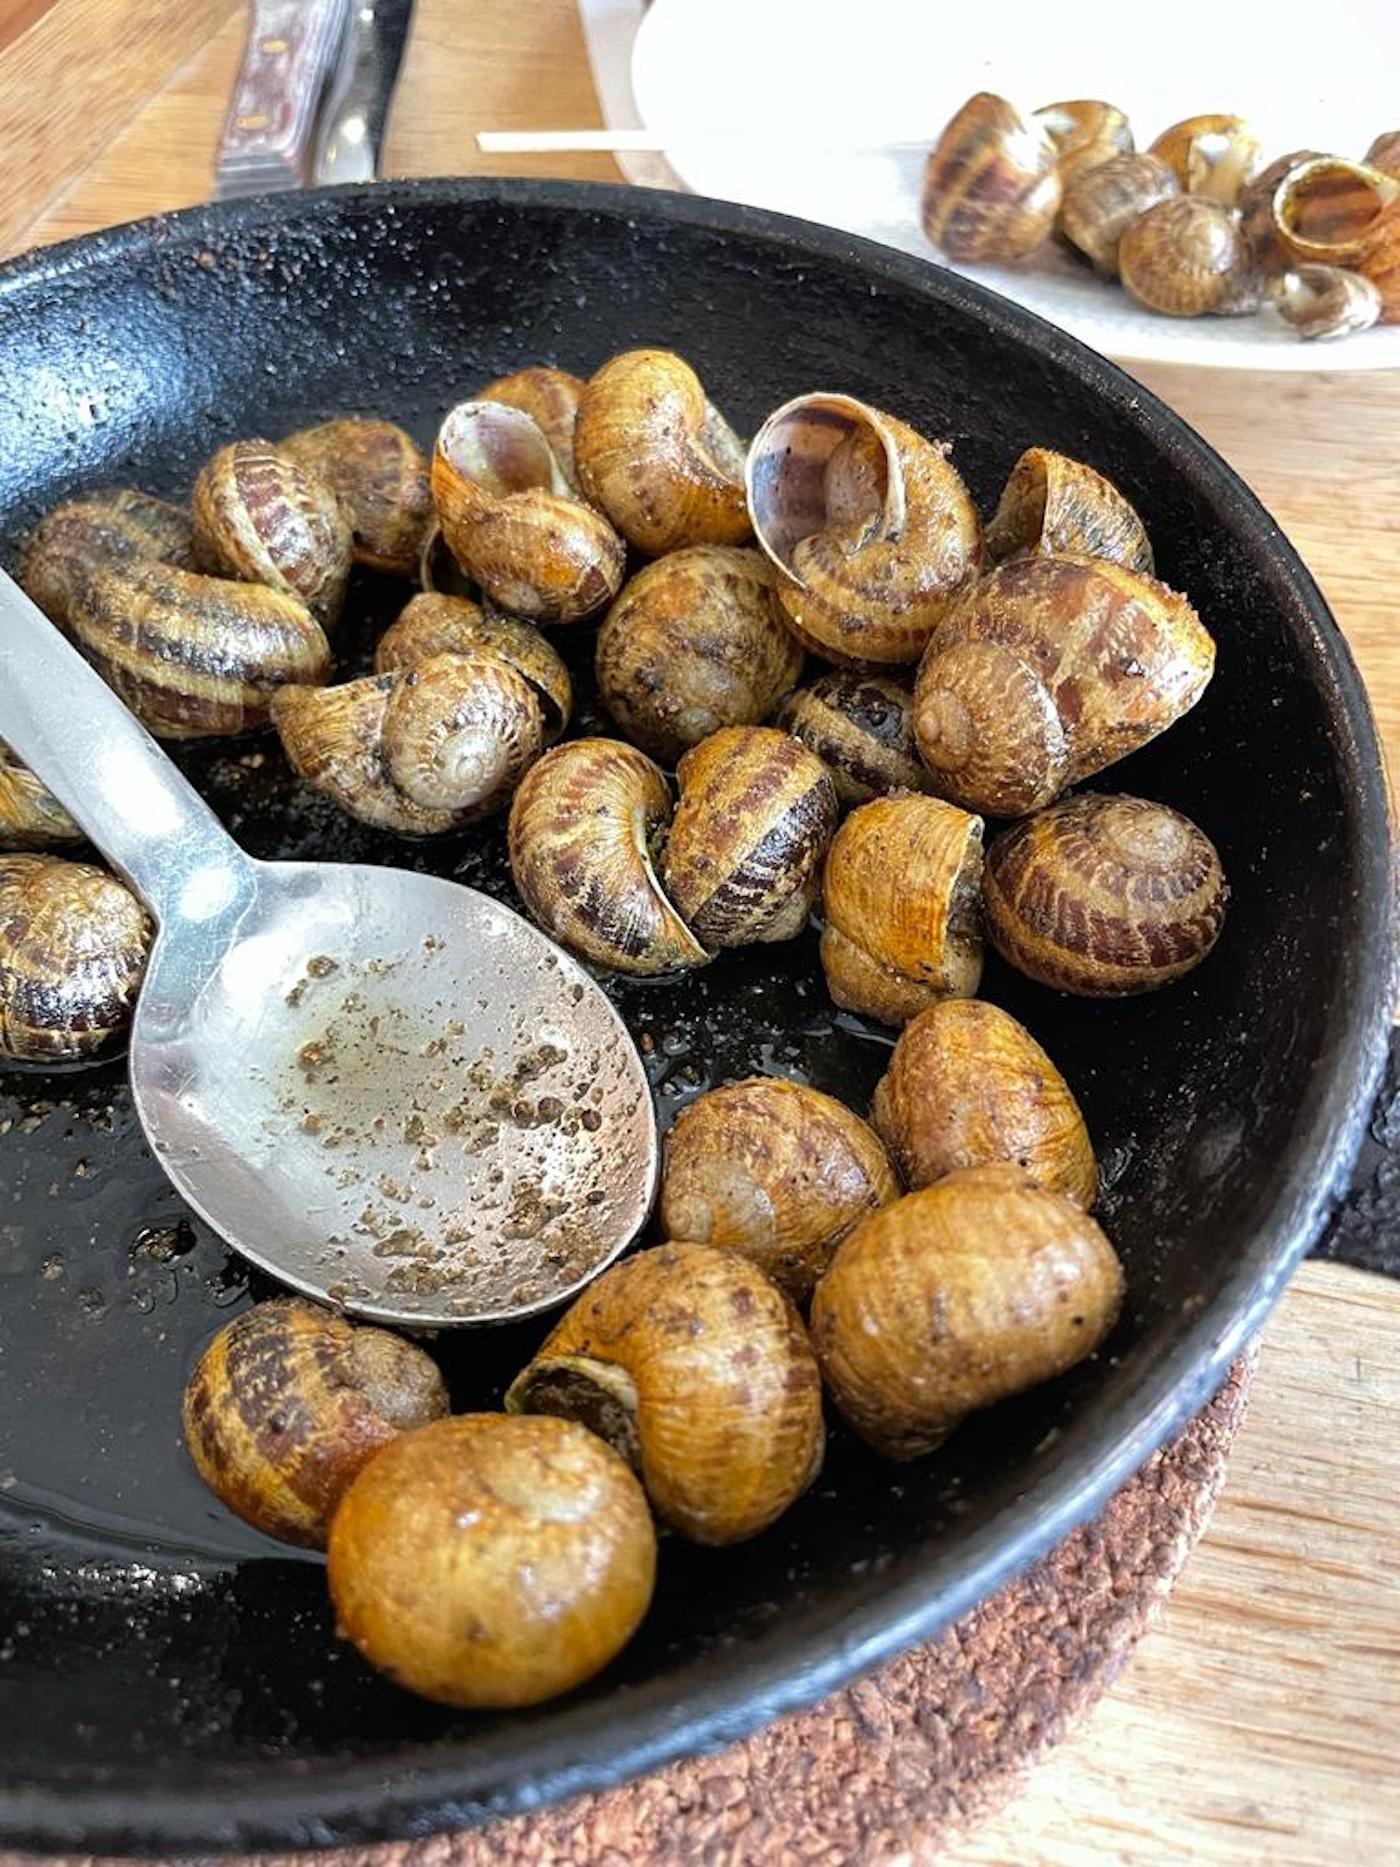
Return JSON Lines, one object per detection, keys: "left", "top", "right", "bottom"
{"left": 921, "top": 93, "right": 1400, "bottom": 340}
{"left": 7, "top": 343, "right": 1229, "bottom": 1711}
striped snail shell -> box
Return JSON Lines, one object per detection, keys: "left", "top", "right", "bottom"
{"left": 774, "top": 671, "right": 927, "bottom": 804}
{"left": 193, "top": 438, "right": 353, "bottom": 626}
{"left": 0, "top": 854, "right": 151, "bottom": 1062}
{"left": 375, "top": 593, "right": 572, "bottom": 743}
{"left": 281, "top": 416, "right": 432, "bottom": 577}
{"left": 19, "top": 486, "right": 194, "bottom": 629}
{"left": 985, "top": 448, "right": 1154, "bottom": 574}
{"left": 921, "top": 93, "right": 1062, "bottom": 261}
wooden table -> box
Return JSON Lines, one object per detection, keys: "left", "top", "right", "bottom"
{"left": 3, "top": 4, "right": 1398, "bottom": 1860}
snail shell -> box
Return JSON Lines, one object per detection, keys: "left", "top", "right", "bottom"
{"left": 595, "top": 546, "right": 803, "bottom": 765}
{"left": 985, "top": 448, "right": 1153, "bottom": 574}
{"left": 871, "top": 999, "right": 1096, "bottom": 1206}
{"left": 921, "top": 92, "right": 1062, "bottom": 261}
{"left": 506, "top": 1242, "right": 825, "bottom": 1544}
{"left": 416, "top": 519, "right": 476, "bottom": 598}
{"left": 1365, "top": 131, "right": 1400, "bottom": 179}
{"left": 912, "top": 554, "right": 1214, "bottom": 819}
{"left": 820, "top": 794, "right": 984, "bottom": 1026}
{"left": 19, "top": 487, "right": 194, "bottom": 629}
{"left": 1060, "top": 151, "right": 1181, "bottom": 275}
{"left": 1270, "top": 157, "right": 1400, "bottom": 320}
{"left": 773, "top": 671, "right": 927, "bottom": 804}
{"left": 746, "top": 394, "right": 983, "bottom": 668}
{"left": 1274, "top": 264, "right": 1383, "bottom": 340}
{"left": 431, "top": 401, "right": 626, "bottom": 622}
{"left": 1148, "top": 114, "right": 1263, "bottom": 206}
{"left": 182, "top": 1298, "right": 448, "bottom": 1549}
{"left": 1238, "top": 151, "right": 1324, "bottom": 273}
{"left": 1034, "top": 99, "right": 1134, "bottom": 184}
{"left": 328, "top": 1413, "right": 656, "bottom": 1707}
{"left": 375, "top": 592, "right": 572, "bottom": 743}
{"left": 810, "top": 1165, "right": 1124, "bottom": 1459}
{"left": 0, "top": 854, "right": 151, "bottom": 1062}
{"left": 659, "top": 1077, "right": 899, "bottom": 1299}
{"left": 0, "top": 746, "right": 80, "bottom": 849}
{"left": 1118, "top": 197, "right": 1261, "bottom": 317}
{"left": 507, "top": 739, "right": 709, "bottom": 975}
{"left": 67, "top": 560, "right": 331, "bottom": 740}
{"left": 192, "top": 438, "right": 353, "bottom": 626}
{"left": 982, "top": 791, "right": 1228, "bottom": 995}
{"left": 476, "top": 365, "right": 587, "bottom": 492}
{"left": 574, "top": 348, "right": 751, "bottom": 555}
{"left": 281, "top": 417, "right": 431, "bottom": 577}
{"left": 662, "top": 727, "right": 838, "bottom": 948}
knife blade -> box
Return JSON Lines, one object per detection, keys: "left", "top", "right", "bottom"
{"left": 312, "top": 0, "right": 416, "bottom": 186}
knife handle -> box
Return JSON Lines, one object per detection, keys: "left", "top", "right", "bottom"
{"left": 213, "top": 0, "right": 351, "bottom": 198}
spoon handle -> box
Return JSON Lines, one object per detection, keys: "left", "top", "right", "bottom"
{"left": 0, "top": 570, "right": 253, "bottom": 929}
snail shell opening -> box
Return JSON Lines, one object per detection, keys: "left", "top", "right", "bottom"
{"left": 436, "top": 401, "right": 572, "bottom": 501}
{"left": 1272, "top": 156, "right": 1400, "bottom": 268}
{"left": 746, "top": 393, "right": 904, "bottom": 578}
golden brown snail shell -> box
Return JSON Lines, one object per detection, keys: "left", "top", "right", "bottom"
{"left": 921, "top": 92, "right": 1062, "bottom": 261}
{"left": 375, "top": 592, "right": 572, "bottom": 743}
{"left": 476, "top": 365, "right": 587, "bottom": 493}
{"left": 1060, "top": 152, "right": 1181, "bottom": 275}
{"left": 746, "top": 393, "right": 982, "bottom": 668}
{"left": 1034, "top": 99, "right": 1134, "bottom": 184}
{"left": 182, "top": 1298, "right": 448, "bottom": 1549}
{"left": 0, "top": 747, "right": 80, "bottom": 849}
{"left": 820, "top": 794, "right": 984, "bottom": 1026}
{"left": 507, "top": 739, "right": 709, "bottom": 975}
{"left": 985, "top": 447, "right": 1153, "bottom": 573}
{"left": 0, "top": 854, "right": 151, "bottom": 1062}
{"left": 328, "top": 1413, "right": 656, "bottom": 1707}
{"left": 67, "top": 560, "right": 331, "bottom": 740}
{"left": 773, "top": 671, "right": 927, "bottom": 803}
{"left": 1270, "top": 157, "right": 1400, "bottom": 320}
{"left": 19, "top": 487, "right": 194, "bottom": 630}
{"left": 912, "top": 554, "right": 1214, "bottom": 819}
{"left": 192, "top": 438, "right": 353, "bottom": 626}
{"left": 506, "top": 1242, "right": 825, "bottom": 1544}
{"left": 574, "top": 348, "right": 752, "bottom": 555}
{"left": 281, "top": 416, "right": 431, "bottom": 577}
{"left": 1274, "top": 264, "right": 1383, "bottom": 340}
{"left": 1118, "top": 197, "right": 1261, "bottom": 317}
{"left": 594, "top": 546, "right": 803, "bottom": 765}
{"left": 982, "top": 791, "right": 1228, "bottom": 995}
{"left": 1148, "top": 114, "right": 1263, "bottom": 206}
{"left": 431, "top": 400, "right": 626, "bottom": 622}
{"left": 871, "top": 999, "right": 1096, "bottom": 1206}
{"left": 810, "top": 1165, "right": 1124, "bottom": 1459}
{"left": 659, "top": 1078, "right": 899, "bottom": 1299}
{"left": 1365, "top": 132, "right": 1400, "bottom": 179}
{"left": 1238, "top": 151, "right": 1324, "bottom": 273}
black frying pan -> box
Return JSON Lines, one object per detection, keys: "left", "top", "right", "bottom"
{"left": 0, "top": 180, "right": 1392, "bottom": 1856}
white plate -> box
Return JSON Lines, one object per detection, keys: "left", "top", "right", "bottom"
{"left": 626, "top": 0, "right": 1399, "bottom": 371}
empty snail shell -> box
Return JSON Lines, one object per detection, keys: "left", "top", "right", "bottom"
{"left": 328, "top": 1413, "right": 656, "bottom": 1707}
{"left": 746, "top": 394, "right": 982, "bottom": 668}
{"left": 192, "top": 438, "right": 353, "bottom": 626}
{"left": 1060, "top": 151, "right": 1181, "bottom": 275}
{"left": 67, "top": 560, "right": 331, "bottom": 739}
{"left": 375, "top": 592, "right": 572, "bottom": 742}
{"left": 871, "top": 999, "right": 1096, "bottom": 1206}
{"left": 1148, "top": 114, "right": 1263, "bottom": 206}
{"left": 0, "top": 747, "right": 80, "bottom": 849}
{"left": 1274, "top": 264, "right": 1383, "bottom": 340}
{"left": 507, "top": 739, "right": 709, "bottom": 975}
{"left": 431, "top": 400, "right": 626, "bottom": 622}
{"left": 1238, "top": 151, "right": 1324, "bottom": 273}
{"left": 1270, "top": 157, "right": 1400, "bottom": 320}
{"left": 1365, "top": 131, "right": 1400, "bottom": 179}
{"left": 0, "top": 854, "right": 151, "bottom": 1062}
{"left": 506, "top": 1242, "right": 825, "bottom": 1544}
{"left": 921, "top": 92, "right": 1062, "bottom": 261}
{"left": 662, "top": 727, "right": 838, "bottom": 948}
{"left": 476, "top": 365, "right": 587, "bottom": 492}
{"left": 182, "top": 1298, "right": 448, "bottom": 1549}
{"left": 281, "top": 417, "right": 431, "bottom": 577}
{"left": 820, "top": 794, "right": 983, "bottom": 1026}
{"left": 1034, "top": 99, "right": 1134, "bottom": 184}
{"left": 574, "top": 348, "right": 751, "bottom": 555}
{"left": 982, "top": 791, "right": 1228, "bottom": 995}
{"left": 659, "top": 1078, "right": 899, "bottom": 1299}
{"left": 773, "top": 671, "right": 927, "bottom": 803}
{"left": 19, "top": 487, "right": 194, "bottom": 630}
{"left": 595, "top": 546, "right": 803, "bottom": 764}
{"left": 810, "top": 1165, "right": 1124, "bottom": 1460}
{"left": 985, "top": 447, "right": 1153, "bottom": 573}
{"left": 1118, "top": 197, "right": 1261, "bottom": 317}
{"left": 912, "top": 554, "right": 1213, "bottom": 818}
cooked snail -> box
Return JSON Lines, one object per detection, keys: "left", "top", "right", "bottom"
{"left": 0, "top": 854, "right": 150, "bottom": 1062}
{"left": 328, "top": 1413, "right": 656, "bottom": 1707}
{"left": 66, "top": 560, "right": 331, "bottom": 739}
{"left": 1238, "top": 151, "right": 1323, "bottom": 273}
{"left": 507, "top": 739, "right": 709, "bottom": 975}
{"left": 1148, "top": 114, "right": 1263, "bottom": 206}
{"left": 746, "top": 393, "right": 982, "bottom": 667}
{"left": 1034, "top": 100, "right": 1134, "bottom": 184}
{"left": 476, "top": 365, "right": 587, "bottom": 492}
{"left": 1365, "top": 132, "right": 1400, "bottom": 179}
{"left": 595, "top": 546, "right": 803, "bottom": 764}
{"left": 431, "top": 400, "right": 625, "bottom": 622}
{"left": 182, "top": 1298, "right": 448, "bottom": 1549}
{"left": 774, "top": 671, "right": 928, "bottom": 803}
{"left": 810, "top": 1165, "right": 1124, "bottom": 1459}
{"left": 1118, "top": 197, "right": 1261, "bottom": 317}
{"left": 1274, "top": 265, "right": 1383, "bottom": 340}
{"left": 985, "top": 447, "right": 1153, "bottom": 573}
{"left": 19, "top": 486, "right": 194, "bottom": 629}
{"left": 921, "top": 92, "right": 1062, "bottom": 261}
{"left": 506, "top": 1242, "right": 825, "bottom": 1544}
{"left": 659, "top": 1078, "right": 899, "bottom": 1299}
{"left": 820, "top": 794, "right": 983, "bottom": 1026}
{"left": 1060, "top": 152, "right": 1181, "bottom": 275}
{"left": 1270, "top": 157, "right": 1400, "bottom": 320}
{"left": 982, "top": 791, "right": 1228, "bottom": 995}
{"left": 281, "top": 416, "right": 431, "bottom": 577}
{"left": 574, "top": 348, "right": 751, "bottom": 554}
{"left": 871, "top": 999, "right": 1096, "bottom": 1206}
{"left": 375, "top": 592, "right": 572, "bottom": 742}
{"left": 192, "top": 438, "right": 353, "bottom": 625}
{"left": 0, "top": 747, "right": 80, "bottom": 849}
{"left": 913, "top": 554, "right": 1213, "bottom": 819}
{"left": 662, "top": 727, "right": 837, "bottom": 948}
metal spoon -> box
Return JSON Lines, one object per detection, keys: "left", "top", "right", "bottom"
{"left": 0, "top": 571, "right": 657, "bottom": 1327}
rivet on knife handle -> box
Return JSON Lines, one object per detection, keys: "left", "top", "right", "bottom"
{"left": 213, "top": 0, "right": 352, "bottom": 199}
